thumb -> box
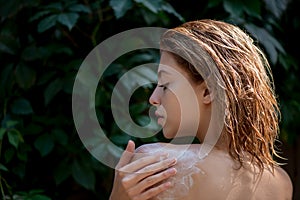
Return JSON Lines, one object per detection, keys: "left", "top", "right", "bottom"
{"left": 116, "top": 140, "right": 135, "bottom": 169}
{"left": 125, "top": 140, "right": 135, "bottom": 153}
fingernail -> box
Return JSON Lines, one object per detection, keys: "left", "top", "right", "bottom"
{"left": 168, "top": 158, "right": 177, "bottom": 165}
{"left": 164, "top": 182, "right": 171, "bottom": 188}
{"left": 167, "top": 168, "right": 177, "bottom": 175}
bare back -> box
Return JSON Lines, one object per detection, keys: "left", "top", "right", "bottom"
{"left": 133, "top": 143, "right": 293, "bottom": 200}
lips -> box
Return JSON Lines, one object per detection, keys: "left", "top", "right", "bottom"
{"left": 155, "top": 111, "right": 164, "bottom": 118}
{"left": 155, "top": 110, "right": 165, "bottom": 126}
{"left": 157, "top": 117, "right": 165, "bottom": 125}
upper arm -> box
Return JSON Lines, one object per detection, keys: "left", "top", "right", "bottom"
{"left": 256, "top": 167, "right": 293, "bottom": 200}
{"left": 276, "top": 167, "right": 293, "bottom": 199}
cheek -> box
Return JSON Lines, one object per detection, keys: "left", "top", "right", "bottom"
{"left": 162, "top": 87, "right": 201, "bottom": 138}
{"left": 161, "top": 92, "right": 181, "bottom": 138}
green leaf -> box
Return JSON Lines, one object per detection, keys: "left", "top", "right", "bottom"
{"left": 46, "top": 43, "right": 73, "bottom": 56}
{"left": 15, "top": 63, "right": 36, "bottom": 90}
{"left": 43, "top": 2, "right": 63, "bottom": 11}
{"left": 110, "top": 134, "right": 131, "bottom": 145}
{"left": 263, "top": 0, "right": 288, "bottom": 19}
{"left": 34, "top": 134, "right": 54, "bottom": 156}
{"left": 29, "top": 10, "right": 51, "bottom": 22}
{"left": 245, "top": 24, "right": 284, "bottom": 64}
{"left": 52, "top": 129, "right": 68, "bottom": 145}
{"left": 57, "top": 13, "right": 79, "bottom": 30}
{"left": 134, "top": 0, "right": 161, "bottom": 13}
{"left": 21, "top": 45, "right": 48, "bottom": 61}
{"left": 17, "top": 143, "right": 31, "bottom": 161}
{"left": 27, "top": 189, "right": 45, "bottom": 195}
{"left": 71, "top": 159, "right": 95, "bottom": 190}
{"left": 223, "top": 0, "right": 244, "bottom": 17}
{"left": 68, "top": 4, "right": 91, "bottom": 13}
{"left": 0, "top": 41, "right": 15, "bottom": 54}
{"left": 121, "top": 66, "right": 157, "bottom": 91}
{"left": 63, "top": 75, "right": 75, "bottom": 94}
{"left": 0, "top": 0, "right": 22, "bottom": 19}
{"left": 161, "top": 2, "right": 184, "bottom": 22}
{"left": 24, "top": 123, "right": 43, "bottom": 135}
{"left": 37, "top": 71, "right": 56, "bottom": 85}
{"left": 136, "top": 115, "right": 150, "bottom": 125}
{"left": 5, "top": 120, "right": 19, "bottom": 128}
{"left": 0, "top": 163, "right": 8, "bottom": 171}
{"left": 38, "top": 14, "right": 58, "bottom": 33}
{"left": 243, "top": 0, "right": 261, "bottom": 18}
{"left": 208, "top": 0, "right": 222, "bottom": 8}
{"left": 8, "top": 129, "right": 24, "bottom": 148}
{"left": 12, "top": 163, "right": 26, "bottom": 179}
{"left": 0, "top": 128, "right": 6, "bottom": 140}
{"left": 44, "top": 78, "right": 63, "bottom": 105}
{"left": 278, "top": 54, "right": 298, "bottom": 71}
{"left": 11, "top": 98, "right": 34, "bottom": 115}
{"left": 127, "top": 52, "right": 156, "bottom": 65}
{"left": 54, "top": 160, "right": 71, "bottom": 185}
{"left": 0, "top": 34, "right": 20, "bottom": 55}
{"left": 109, "top": 0, "right": 133, "bottom": 19}
{"left": 130, "top": 102, "right": 147, "bottom": 115}
{"left": 4, "top": 148, "right": 15, "bottom": 163}
{"left": 30, "top": 194, "right": 52, "bottom": 200}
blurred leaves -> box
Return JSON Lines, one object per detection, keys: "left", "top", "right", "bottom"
{"left": 244, "top": 23, "right": 285, "bottom": 64}
{"left": 15, "top": 64, "right": 36, "bottom": 90}
{"left": 7, "top": 129, "right": 24, "bottom": 148}
{"left": 109, "top": 0, "right": 133, "bottom": 18}
{"left": 71, "top": 159, "right": 96, "bottom": 190}
{"left": 223, "top": 0, "right": 261, "bottom": 18}
{"left": 0, "top": 0, "right": 299, "bottom": 199}
{"left": 34, "top": 134, "right": 54, "bottom": 156}
{"left": 11, "top": 98, "right": 33, "bottom": 115}
{"left": 30, "top": 1, "right": 91, "bottom": 32}
{"left": 7, "top": 190, "right": 52, "bottom": 200}
{"left": 263, "top": 0, "right": 289, "bottom": 19}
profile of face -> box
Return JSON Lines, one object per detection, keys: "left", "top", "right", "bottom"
{"left": 149, "top": 52, "right": 212, "bottom": 140}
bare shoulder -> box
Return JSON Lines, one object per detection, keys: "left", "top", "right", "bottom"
{"left": 273, "top": 166, "right": 293, "bottom": 199}
{"left": 132, "top": 143, "right": 166, "bottom": 161}
{"left": 133, "top": 142, "right": 192, "bottom": 160}
{"left": 132, "top": 144, "right": 294, "bottom": 199}
{"left": 256, "top": 166, "right": 293, "bottom": 200}
{"left": 135, "top": 143, "right": 164, "bottom": 153}
{"left": 277, "top": 167, "right": 293, "bottom": 192}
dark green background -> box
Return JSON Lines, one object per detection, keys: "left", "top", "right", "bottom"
{"left": 0, "top": 0, "right": 299, "bottom": 199}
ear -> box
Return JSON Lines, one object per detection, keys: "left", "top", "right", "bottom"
{"left": 198, "top": 82, "right": 213, "bottom": 104}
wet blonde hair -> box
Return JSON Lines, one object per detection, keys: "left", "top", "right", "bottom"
{"left": 161, "top": 19, "right": 280, "bottom": 170}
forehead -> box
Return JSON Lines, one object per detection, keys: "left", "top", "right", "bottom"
{"left": 158, "top": 52, "right": 189, "bottom": 79}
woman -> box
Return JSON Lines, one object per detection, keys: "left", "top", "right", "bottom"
{"left": 110, "top": 19, "right": 293, "bottom": 200}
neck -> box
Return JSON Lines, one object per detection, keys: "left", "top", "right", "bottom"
{"left": 197, "top": 129, "right": 229, "bottom": 152}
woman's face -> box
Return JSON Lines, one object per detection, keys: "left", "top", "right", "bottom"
{"left": 149, "top": 52, "right": 211, "bottom": 139}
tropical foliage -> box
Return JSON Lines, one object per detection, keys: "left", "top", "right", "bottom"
{"left": 0, "top": 0, "right": 299, "bottom": 199}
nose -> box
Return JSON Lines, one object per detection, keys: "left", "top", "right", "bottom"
{"left": 149, "top": 86, "right": 161, "bottom": 106}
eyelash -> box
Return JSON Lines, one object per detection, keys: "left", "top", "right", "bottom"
{"left": 158, "top": 84, "right": 168, "bottom": 91}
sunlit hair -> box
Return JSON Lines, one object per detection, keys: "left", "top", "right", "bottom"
{"left": 161, "top": 19, "right": 280, "bottom": 171}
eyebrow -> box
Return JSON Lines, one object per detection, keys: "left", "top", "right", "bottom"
{"left": 158, "top": 69, "right": 171, "bottom": 78}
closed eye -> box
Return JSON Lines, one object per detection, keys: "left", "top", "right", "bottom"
{"left": 158, "top": 83, "right": 168, "bottom": 91}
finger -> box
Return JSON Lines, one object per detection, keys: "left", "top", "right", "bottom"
{"left": 121, "top": 158, "right": 177, "bottom": 187}
{"left": 120, "top": 154, "right": 172, "bottom": 174}
{"left": 116, "top": 140, "right": 135, "bottom": 169}
{"left": 136, "top": 181, "right": 173, "bottom": 200}
{"left": 137, "top": 158, "right": 176, "bottom": 175}
{"left": 128, "top": 167, "right": 177, "bottom": 197}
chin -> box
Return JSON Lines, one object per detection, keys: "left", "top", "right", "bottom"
{"left": 162, "top": 128, "right": 176, "bottom": 139}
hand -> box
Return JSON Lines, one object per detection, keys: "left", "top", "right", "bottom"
{"left": 109, "top": 140, "right": 177, "bottom": 200}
